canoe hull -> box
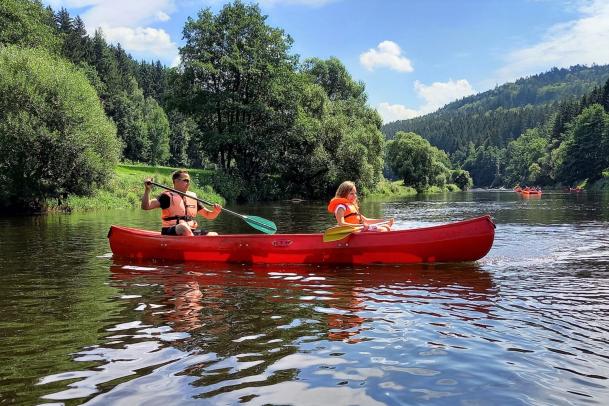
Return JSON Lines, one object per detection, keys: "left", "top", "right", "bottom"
{"left": 108, "top": 215, "right": 495, "bottom": 265}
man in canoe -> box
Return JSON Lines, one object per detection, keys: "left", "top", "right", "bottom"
{"left": 328, "top": 181, "right": 394, "bottom": 232}
{"left": 142, "top": 170, "right": 222, "bottom": 236}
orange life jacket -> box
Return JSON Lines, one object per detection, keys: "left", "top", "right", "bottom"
{"left": 327, "top": 197, "right": 362, "bottom": 224}
{"left": 161, "top": 191, "right": 199, "bottom": 229}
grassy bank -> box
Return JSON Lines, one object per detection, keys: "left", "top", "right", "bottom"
{"left": 366, "top": 179, "right": 418, "bottom": 200}
{"left": 49, "top": 164, "right": 460, "bottom": 212}
{"left": 49, "top": 164, "right": 225, "bottom": 212}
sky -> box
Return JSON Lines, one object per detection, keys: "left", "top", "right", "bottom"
{"left": 42, "top": 0, "right": 609, "bottom": 123}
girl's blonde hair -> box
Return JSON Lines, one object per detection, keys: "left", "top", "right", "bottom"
{"left": 335, "top": 181, "right": 359, "bottom": 209}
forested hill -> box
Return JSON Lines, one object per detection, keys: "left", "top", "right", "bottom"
{"left": 382, "top": 65, "right": 609, "bottom": 153}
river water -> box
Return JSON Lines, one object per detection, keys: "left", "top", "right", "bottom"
{"left": 1, "top": 191, "right": 608, "bottom": 405}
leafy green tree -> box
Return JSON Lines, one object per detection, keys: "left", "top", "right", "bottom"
{"left": 178, "top": 1, "right": 299, "bottom": 197}
{"left": 557, "top": 104, "right": 609, "bottom": 183}
{"left": 145, "top": 97, "right": 170, "bottom": 165}
{"left": 504, "top": 128, "right": 548, "bottom": 185}
{"left": 167, "top": 111, "right": 201, "bottom": 167}
{"left": 450, "top": 169, "right": 473, "bottom": 190}
{"left": 386, "top": 132, "right": 451, "bottom": 192}
{"left": 274, "top": 59, "right": 385, "bottom": 199}
{"left": 112, "top": 86, "right": 149, "bottom": 161}
{"left": 0, "top": 0, "right": 60, "bottom": 53}
{"left": 462, "top": 145, "right": 504, "bottom": 187}
{"left": 302, "top": 57, "right": 366, "bottom": 101}
{"left": 0, "top": 46, "right": 120, "bottom": 211}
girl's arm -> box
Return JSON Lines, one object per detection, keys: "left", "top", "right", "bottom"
{"left": 361, "top": 215, "right": 394, "bottom": 229}
{"left": 335, "top": 207, "right": 361, "bottom": 227}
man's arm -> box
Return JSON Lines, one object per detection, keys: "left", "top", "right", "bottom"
{"left": 198, "top": 203, "right": 222, "bottom": 219}
{"left": 141, "top": 179, "right": 161, "bottom": 210}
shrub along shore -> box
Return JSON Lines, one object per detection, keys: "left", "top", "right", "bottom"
{"left": 49, "top": 164, "right": 428, "bottom": 212}
{"left": 48, "top": 164, "right": 224, "bottom": 212}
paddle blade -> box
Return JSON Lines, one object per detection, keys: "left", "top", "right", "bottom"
{"left": 322, "top": 225, "right": 361, "bottom": 243}
{"left": 244, "top": 215, "right": 277, "bottom": 234}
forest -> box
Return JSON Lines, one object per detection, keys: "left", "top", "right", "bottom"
{"left": 383, "top": 66, "right": 609, "bottom": 188}
{"left": 1, "top": 0, "right": 608, "bottom": 213}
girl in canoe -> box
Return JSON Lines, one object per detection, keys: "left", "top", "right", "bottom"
{"left": 328, "top": 181, "right": 394, "bottom": 232}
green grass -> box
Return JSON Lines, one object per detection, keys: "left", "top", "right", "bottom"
{"left": 49, "top": 163, "right": 225, "bottom": 212}
{"left": 366, "top": 179, "right": 417, "bottom": 200}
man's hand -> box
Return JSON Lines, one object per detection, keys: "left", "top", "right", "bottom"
{"left": 144, "top": 178, "right": 153, "bottom": 191}
{"left": 211, "top": 203, "right": 222, "bottom": 214}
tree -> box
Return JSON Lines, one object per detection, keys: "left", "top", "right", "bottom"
{"left": 450, "top": 169, "right": 473, "bottom": 190}
{"left": 386, "top": 132, "right": 451, "bottom": 192}
{"left": 145, "top": 97, "right": 170, "bottom": 165}
{"left": 557, "top": 104, "right": 609, "bottom": 183}
{"left": 504, "top": 128, "right": 548, "bottom": 185}
{"left": 0, "top": 0, "right": 60, "bottom": 52}
{"left": 0, "top": 46, "right": 121, "bottom": 211}
{"left": 462, "top": 145, "right": 504, "bottom": 187}
{"left": 178, "top": 1, "right": 299, "bottom": 197}
{"left": 167, "top": 111, "right": 201, "bottom": 167}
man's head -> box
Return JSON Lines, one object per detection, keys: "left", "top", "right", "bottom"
{"left": 172, "top": 170, "right": 191, "bottom": 191}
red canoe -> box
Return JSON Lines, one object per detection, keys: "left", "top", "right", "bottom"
{"left": 108, "top": 215, "right": 495, "bottom": 265}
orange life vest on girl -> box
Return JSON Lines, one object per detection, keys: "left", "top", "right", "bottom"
{"left": 327, "top": 197, "right": 362, "bottom": 224}
{"left": 161, "top": 191, "right": 199, "bottom": 229}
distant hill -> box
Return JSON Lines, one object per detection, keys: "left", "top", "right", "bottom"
{"left": 382, "top": 64, "right": 609, "bottom": 153}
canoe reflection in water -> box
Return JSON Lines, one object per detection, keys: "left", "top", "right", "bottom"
{"left": 39, "top": 262, "right": 498, "bottom": 404}
{"left": 109, "top": 261, "right": 497, "bottom": 342}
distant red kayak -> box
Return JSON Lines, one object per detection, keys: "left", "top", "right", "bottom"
{"left": 108, "top": 215, "right": 495, "bottom": 265}
{"left": 521, "top": 189, "right": 542, "bottom": 195}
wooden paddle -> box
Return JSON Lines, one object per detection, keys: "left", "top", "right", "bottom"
{"left": 150, "top": 181, "right": 277, "bottom": 234}
{"left": 322, "top": 221, "right": 390, "bottom": 243}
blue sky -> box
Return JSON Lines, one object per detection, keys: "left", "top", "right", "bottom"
{"left": 43, "top": 0, "right": 609, "bottom": 123}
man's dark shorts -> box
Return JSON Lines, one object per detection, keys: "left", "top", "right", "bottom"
{"left": 161, "top": 226, "right": 209, "bottom": 236}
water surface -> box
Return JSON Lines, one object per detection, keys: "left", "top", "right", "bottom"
{"left": 1, "top": 190, "right": 608, "bottom": 404}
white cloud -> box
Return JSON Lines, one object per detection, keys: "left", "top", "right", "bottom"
{"left": 376, "top": 79, "right": 475, "bottom": 123}
{"left": 360, "top": 41, "right": 414, "bottom": 73}
{"left": 258, "top": 0, "right": 337, "bottom": 6}
{"left": 497, "top": 0, "right": 609, "bottom": 82}
{"left": 156, "top": 11, "right": 171, "bottom": 22}
{"left": 414, "top": 79, "right": 475, "bottom": 113}
{"left": 102, "top": 26, "right": 178, "bottom": 58}
{"left": 377, "top": 103, "right": 420, "bottom": 123}
{"left": 42, "top": 0, "right": 178, "bottom": 63}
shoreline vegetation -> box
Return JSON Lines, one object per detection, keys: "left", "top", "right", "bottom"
{"left": 48, "top": 164, "right": 609, "bottom": 214}
{"left": 2, "top": 1, "right": 608, "bottom": 215}
{"left": 48, "top": 164, "right": 427, "bottom": 213}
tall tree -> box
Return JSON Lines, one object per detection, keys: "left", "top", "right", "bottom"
{"left": 557, "top": 104, "right": 609, "bottom": 183}
{"left": 0, "top": 0, "right": 60, "bottom": 52}
{"left": 0, "top": 46, "right": 120, "bottom": 211}
{"left": 178, "top": 0, "right": 298, "bottom": 196}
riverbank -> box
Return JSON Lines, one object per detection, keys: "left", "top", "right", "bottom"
{"left": 48, "top": 164, "right": 455, "bottom": 212}
{"left": 49, "top": 164, "right": 225, "bottom": 212}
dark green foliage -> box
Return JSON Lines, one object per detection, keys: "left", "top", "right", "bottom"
{"left": 177, "top": 1, "right": 298, "bottom": 196}
{"left": 386, "top": 132, "right": 451, "bottom": 192}
{"left": 167, "top": 111, "right": 201, "bottom": 167}
{"left": 0, "top": 0, "right": 60, "bottom": 52}
{"left": 174, "top": 1, "right": 385, "bottom": 200}
{"left": 383, "top": 65, "right": 609, "bottom": 154}
{"left": 0, "top": 46, "right": 121, "bottom": 211}
{"left": 461, "top": 145, "right": 503, "bottom": 187}
{"left": 556, "top": 104, "right": 609, "bottom": 183}
{"left": 503, "top": 128, "right": 549, "bottom": 185}
{"left": 450, "top": 169, "right": 473, "bottom": 190}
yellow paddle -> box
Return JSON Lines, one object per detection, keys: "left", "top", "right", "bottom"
{"left": 322, "top": 220, "right": 393, "bottom": 243}
{"left": 322, "top": 224, "right": 364, "bottom": 243}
